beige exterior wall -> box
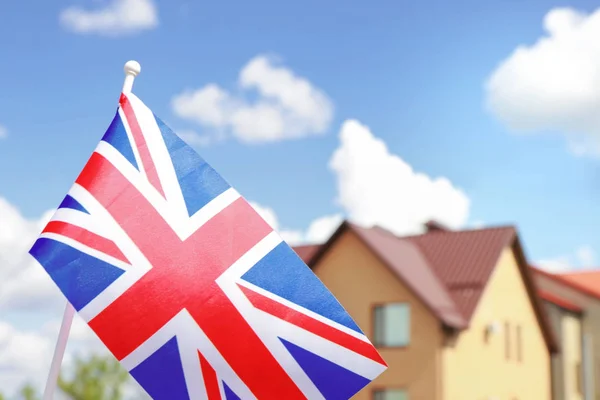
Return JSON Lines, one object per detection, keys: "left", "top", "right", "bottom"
{"left": 535, "top": 273, "right": 599, "bottom": 399}
{"left": 312, "top": 231, "right": 444, "bottom": 400}
{"left": 545, "top": 301, "right": 584, "bottom": 400}
{"left": 545, "top": 303, "right": 566, "bottom": 399}
{"left": 562, "top": 312, "right": 584, "bottom": 400}
{"left": 442, "top": 247, "right": 552, "bottom": 400}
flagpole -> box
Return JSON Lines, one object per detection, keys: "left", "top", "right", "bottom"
{"left": 41, "top": 60, "right": 141, "bottom": 400}
{"left": 42, "top": 301, "right": 75, "bottom": 400}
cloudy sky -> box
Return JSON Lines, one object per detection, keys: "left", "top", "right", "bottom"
{"left": 2, "top": 0, "right": 600, "bottom": 395}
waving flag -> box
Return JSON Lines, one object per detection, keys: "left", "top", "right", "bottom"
{"left": 30, "top": 91, "right": 387, "bottom": 399}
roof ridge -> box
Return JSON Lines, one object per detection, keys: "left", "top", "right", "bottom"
{"left": 429, "top": 224, "right": 514, "bottom": 235}
{"left": 371, "top": 223, "right": 517, "bottom": 241}
{"left": 293, "top": 244, "right": 321, "bottom": 249}
{"left": 558, "top": 269, "right": 600, "bottom": 276}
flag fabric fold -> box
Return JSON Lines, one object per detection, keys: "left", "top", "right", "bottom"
{"left": 30, "top": 91, "right": 387, "bottom": 399}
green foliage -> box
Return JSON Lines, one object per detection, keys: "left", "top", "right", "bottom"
{"left": 58, "top": 354, "right": 129, "bottom": 400}
{"left": 19, "top": 384, "right": 39, "bottom": 400}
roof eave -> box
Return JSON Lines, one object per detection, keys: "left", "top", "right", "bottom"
{"left": 513, "top": 235, "right": 560, "bottom": 354}
{"left": 307, "top": 220, "right": 467, "bottom": 330}
{"left": 532, "top": 266, "right": 600, "bottom": 302}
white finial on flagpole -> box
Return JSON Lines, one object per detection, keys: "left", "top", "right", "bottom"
{"left": 122, "top": 60, "right": 141, "bottom": 94}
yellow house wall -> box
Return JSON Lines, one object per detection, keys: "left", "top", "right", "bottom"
{"left": 442, "top": 247, "right": 552, "bottom": 400}
{"left": 312, "top": 231, "right": 444, "bottom": 400}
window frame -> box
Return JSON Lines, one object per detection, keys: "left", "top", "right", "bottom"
{"left": 372, "top": 302, "right": 411, "bottom": 348}
{"left": 516, "top": 324, "right": 522, "bottom": 363}
{"left": 576, "top": 361, "right": 583, "bottom": 394}
{"left": 372, "top": 387, "right": 409, "bottom": 400}
{"left": 505, "top": 321, "right": 511, "bottom": 360}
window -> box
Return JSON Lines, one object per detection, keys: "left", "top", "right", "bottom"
{"left": 373, "top": 389, "right": 408, "bottom": 400}
{"left": 373, "top": 303, "right": 410, "bottom": 347}
{"left": 505, "top": 321, "right": 511, "bottom": 360}
{"left": 576, "top": 362, "right": 583, "bottom": 394}
{"left": 516, "top": 325, "right": 522, "bottom": 362}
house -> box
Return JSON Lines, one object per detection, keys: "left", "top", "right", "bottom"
{"left": 294, "top": 221, "right": 558, "bottom": 400}
{"left": 533, "top": 267, "right": 600, "bottom": 400}
{"left": 536, "top": 286, "right": 584, "bottom": 400}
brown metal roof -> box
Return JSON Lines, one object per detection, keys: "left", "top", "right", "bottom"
{"left": 292, "top": 244, "right": 322, "bottom": 264}
{"left": 294, "top": 220, "right": 558, "bottom": 353}
{"left": 403, "top": 225, "right": 516, "bottom": 321}
{"left": 350, "top": 223, "right": 467, "bottom": 329}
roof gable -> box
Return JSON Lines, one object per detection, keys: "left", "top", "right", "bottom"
{"left": 403, "top": 226, "right": 516, "bottom": 321}
{"left": 301, "top": 221, "right": 467, "bottom": 329}
{"left": 293, "top": 244, "right": 321, "bottom": 264}
{"left": 294, "top": 221, "right": 558, "bottom": 353}
{"left": 351, "top": 224, "right": 467, "bottom": 328}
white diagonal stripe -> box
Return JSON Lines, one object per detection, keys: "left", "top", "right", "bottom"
{"left": 236, "top": 280, "right": 370, "bottom": 342}
{"left": 219, "top": 278, "right": 325, "bottom": 400}
{"left": 38, "top": 232, "right": 131, "bottom": 273}
{"left": 51, "top": 207, "right": 111, "bottom": 239}
{"left": 179, "top": 188, "right": 240, "bottom": 240}
{"left": 126, "top": 93, "right": 189, "bottom": 222}
{"left": 119, "top": 309, "right": 256, "bottom": 400}
{"left": 118, "top": 107, "right": 147, "bottom": 182}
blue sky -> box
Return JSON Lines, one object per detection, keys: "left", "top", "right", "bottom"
{"left": 2, "top": 0, "right": 595, "bottom": 266}
{"left": 0, "top": 0, "right": 599, "bottom": 271}
{"left": 2, "top": 0, "right": 600, "bottom": 394}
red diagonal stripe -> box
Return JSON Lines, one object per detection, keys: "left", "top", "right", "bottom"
{"left": 198, "top": 351, "right": 221, "bottom": 400}
{"left": 80, "top": 152, "right": 306, "bottom": 399}
{"left": 43, "top": 220, "right": 128, "bottom": 264}
{"left": 239, "top": 284, "right": 387, "bottom": 366}
{"left": 119, "top": 93, "right": 165, "bottom": 197}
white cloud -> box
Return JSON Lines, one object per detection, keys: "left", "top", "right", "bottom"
{"left": 0, "top": 198, "right": 59, "bottom": 312}
{"left": 250, "top": 119, "right": 469, "bottom": 243}
{"left": 469, "top": 220, "right": 486, "bottom": 229}
{"left": 537, "top": 257, "right": 572, "bottom": 273}
{"left": 0, "top": 321, "right": 54, "bottom": 396}
{"left": 537, "top": 244, "right": 597, "bottom": 272}
{"left": 0, "top": 310, "right": 132, "bottom": 397}
{"left": 60, "top": 0, "right": 158, "bottom": 37}
{"left": 329, "top": 120, "right": 470, "bottom": 236}
{"left": 0, "top": 125, "right": 7, "bottom": 139}
{"left": 174, "top": 85, "right": 233, "bottom": 128}
{"left": 41, "top": 313, "right": 100, "bottom": 346}
{"left": 249, "top": 201, "right": 342, "bottom": 246}
{"left": 0, "top": 197, "right": 125, "bottom": 393}
{"left": 250, "top": 202, "right": 281, "bottom": 231}
{"left": 172, "top": 55, "right": 334, "bottom": 144}
{"left": 576, "top": 244, "right": 596, "bottom": 267}
{"left": 281, "top": 214, "right": 343, "bottom": 246}
{"left": 304, "top": 214, "right": 344, "bottom": 244}
{"left": 485, "top": 7, "right": 600, "bottom": 156}
{"left": 0, "top": 198, "right": 83, "bottom": 396}
{"left": 176, "top": 130, "right": 214, "bottom": 148}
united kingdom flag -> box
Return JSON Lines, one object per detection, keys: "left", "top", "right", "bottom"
{"left": 30, "top": 91, "right": 387, "bottom": 399}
